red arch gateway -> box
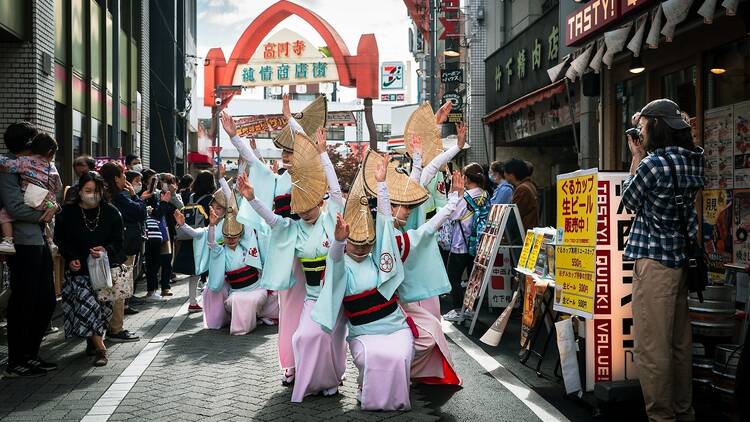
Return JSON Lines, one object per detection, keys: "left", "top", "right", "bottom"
{"left": 204, "top": 0, "right": 379, "bottom": 107}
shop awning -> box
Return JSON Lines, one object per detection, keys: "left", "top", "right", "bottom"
{"left": 483, "top": 80, "right": 565, "bottom": 125}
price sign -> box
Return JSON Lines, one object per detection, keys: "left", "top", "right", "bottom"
{"left": 517, "top": 230, "right": 536, "bottom": 268}
{"left": 554, "top": 243, "right": 595, "bottom": 318}
{"left": 556, "top": 169, "right": 597, "bottom": 247}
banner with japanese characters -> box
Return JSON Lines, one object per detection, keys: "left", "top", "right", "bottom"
{"left": 584, "top": 172, "right": 638, "bottom": 391}
{"left": 554, "top": 169, "right": 597, "bottom": 318}
{"left": 488, "top": 247, "right": 515, "bottom": 308}
{"left": 704, "top": 106, "right": 734, "bottom": 189}
{"left": 232, "top": 28, "right": 339, "bottom": 87}
{"left": 733, "top": 189, "right": 750, "bottom": 266}
{"left": 702, "top": 189, "right": 733, "bottom": 283}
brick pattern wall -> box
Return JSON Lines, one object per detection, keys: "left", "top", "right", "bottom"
{"left": 0, "top": 0, "right": 56, "bottom": 153}
{"left": 467, "top": 0, "right": 488, "bottom": 165}
{"left": 138, "top": 0, "right": 151, "bottom": 169}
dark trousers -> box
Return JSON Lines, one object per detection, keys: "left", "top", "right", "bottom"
{"left": 6, "top": 244, "right": 55, "bottom": 363}
{"left": 145, "top": 242, "right": 171, "bottom": 292}
{"left": 447, "top": 252, "right": 474, "bottom": 310}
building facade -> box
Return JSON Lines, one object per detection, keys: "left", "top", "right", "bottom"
{"left": 0, "top": 0, "right": 196, "bottom": 183}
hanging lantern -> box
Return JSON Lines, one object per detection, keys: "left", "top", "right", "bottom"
{"left": 646, "top": 5, "right": 663, "bottom": 49}
{"left": 627, "top": 13, "right": 649, "bottom": 56}
{"left": 589, "top": 39, "right": 606, "bottom": 74}
{"left": 661, "top": 0, "right": 696, "bottom": 42}
{"left": 546, "top": 55, "right": 571, "bottom": 83}
{"left": 602, "top": 22, "right": 633, "bottom": 69}
{"left": 565, "top": 44, "right": 594, "bottom": 81}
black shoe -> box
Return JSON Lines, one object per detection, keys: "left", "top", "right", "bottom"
{"left": 124, "top": 306, "right": 140, "bottom": 315}
{"left": 85, "top": 342, "right": 97, "bottom": 356}
{"left": 3, "top": 362, "right": 47, "bottom": 378}
{"left": 26, "top": 357, "right": 58, "bottom": 372}
{"left": 108, "top": 330, "right": 140, "bottom": 343}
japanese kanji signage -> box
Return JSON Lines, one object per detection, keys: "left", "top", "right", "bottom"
{"left": 232, "top": 111, "right": 356, "bottom": 138}
{"left": 441, "top": 69, "right": 463, "bottom": 83}
{"left": 485, "top": 7, "right": 561, "bottom": 115}
{"left": 232, "top": 28, "right": 339, "bottom": 87}
{"left": 381, "top": 62, "right": 404, "bottom": 90}
{"left": 554, "top": 168, "right": 598, "bottom": 318}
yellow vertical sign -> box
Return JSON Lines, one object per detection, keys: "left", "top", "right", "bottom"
{"left": 554, "top": 169, "right": 598, "bottom": 318}
{"left": 556, "top": 169, "right": 597, "bottom": 247}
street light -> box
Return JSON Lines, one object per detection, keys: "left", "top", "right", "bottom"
{"left": 629, "top": 56, "right": 645, "bottom": 74}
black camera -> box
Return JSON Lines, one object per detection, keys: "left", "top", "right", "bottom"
{"left": 625, "top": 127, "right": 641, "bottom": 144}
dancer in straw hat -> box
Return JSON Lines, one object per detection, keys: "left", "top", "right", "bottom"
{"left": 222, "top": 94, "right": 326, "bottom": 385}
{"left": 175, "top": 179, "right": 277, "bottom": 335}
{"left": 310, "top": 155, "right": 413, "bottom": 411}
{"left": 362, "top": 150, "right": 464, "bottom": 386}
{"left": 235, "top": 128, "right": 347, "bottom": 402}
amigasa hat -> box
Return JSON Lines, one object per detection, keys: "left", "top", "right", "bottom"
{"left": 362, "top": 150, "right": 428, "bottom": 208}
{"left": 273, "top": 95, "right": 328, "bottom": 152}
{"left": 289, "top": 132, "right": 328, "bottom": 214}
{"left": 404, "top": 102, "right": 443, "bottom": 165}
{"left": 222, "top": 189, "right": 244, "bottom": 238}
{"left": 344, "top": 167, "right": 375, "bottom": 245}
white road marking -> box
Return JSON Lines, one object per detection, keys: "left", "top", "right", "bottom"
{"left": 442, "top": 320, "right": 571, "bottom": 422}
{"left": 82, "top": 299, "right": 190, "bottom": 422}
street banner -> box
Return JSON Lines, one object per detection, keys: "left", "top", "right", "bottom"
{"left": 520, "top": 275, "right": 542, "bottom": 349}
{"left": 232, "top": 111, "right": 356, "bottom": 138}
{"left": 488, "top": 247, "right": 514, "bottom": 308}
{"left": 584, "top": 172, "right": 638, "bottom": 391}
{"left": 702, "top": 189, "right": 733, "bottom": 283}
{"left": 554, "top": 169, "right": 597, "bottom": 318}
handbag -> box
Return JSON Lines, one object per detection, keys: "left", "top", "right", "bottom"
{"left": 87, "top": 251, "right": 112, "bottom": 291}
{"left": 24, "top": 183, "right": 49, "bottom": 208}
{"left": 97, "top": 264, "right": 134, "bottom": 302}
{"left": 664, "top": 154, "right": 708, "bottom": 302}
{"left": 437, "top": 220, "right": 454, "bottom": 251}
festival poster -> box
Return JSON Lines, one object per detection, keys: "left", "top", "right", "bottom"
{"left": 733, "top": 101, "right": 750, "bottom": 188}
{"left": 702, "top": 190, "right": 733, "bottom": 283}
{"left": 704, "top": 106, "right": 734, "bottom": 189}
{"left": 556, "top": 169, "right": 598, "bottom": 247}
{"left": 733, "top": 189, "right": 750, "bottom": 266}
{"left": 585, "top": 172, "right": 638, "bottom": 391}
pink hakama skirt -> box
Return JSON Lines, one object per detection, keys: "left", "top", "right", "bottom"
{"left": 403, "top": 300, "right": 462, "bottom": 385}
{"left": 261, "top": 290, "right": 280, "bottom": 321}
{"left": 290, "top": 299, "right": 348, "bottom": 402}
{"left": 203, "top": 284, "right": 229, "bottom": 329}
{"left": 224, "top": 289, "right": 269, "bottom": 335}
{"left": 349, "top": 328, "right": 414, "bottom": 411}
{"left": 277, "top": 265, "right": 306, "bottom": 371}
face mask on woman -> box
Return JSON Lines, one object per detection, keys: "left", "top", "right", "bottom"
{"left": 131, "top": 164, "right": 143, "bottom": 173}
{"left": 133, "top": 183, "right": 143, "bottom": 193}
{"left": 81, "top": 193, "right": 101, "bottom": 207}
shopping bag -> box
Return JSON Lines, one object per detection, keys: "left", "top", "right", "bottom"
{"left": 97, "top": 264, "right": 133, "bottom": 302}
{"left": 24, "top": 183, "right": 49, "bottom": 208}
{"left": 87, "top": 251, "right": 112, "bottom": 290}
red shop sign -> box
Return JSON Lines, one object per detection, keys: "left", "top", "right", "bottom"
{"left": 565, "top": 0, "right": 655, "bottom": 46}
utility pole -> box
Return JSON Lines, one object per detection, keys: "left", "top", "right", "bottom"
{"left": 112, "top": 0, "right": 120, "bottom": 156}
{"left": 429, "top": 0, "right": 437, "bottom": 110}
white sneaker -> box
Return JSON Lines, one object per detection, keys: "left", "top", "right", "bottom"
{"left": 0, "top": 240, "right": 16, "bottom": 255}
{"left": 442, "top": 309, "right": 463, "bottom": 322}
{"left": 260, "top": 317, "right": 277, "bottom": 326}
{"left": 321, "top": 387, "right": 338, "bottom": 397}
{"left": 145, "top": 293, "right": 167, "bottom": 302}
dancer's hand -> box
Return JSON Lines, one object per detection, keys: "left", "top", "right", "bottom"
{"left": 236, "top": 174, "right": 255, "bottom": 201}
{"left": 375, "top": 153, "right": 389, "bottom": 182}
{"left": 410, "top": 133, "right": 423, "bottom": 156}
{"left": 220, "top": 111, "right": 237, "bottom": 138}
{"left": 315, "top": 127, "right": 327, "bottom": 153}
{"left": 282, "top": 93, "right": 291, "bottom": 120}
{"left": 174, "top": 209, "right": 185, "bottom": 226}
{"left": 450, "top": 171, "right": 464, "bottom": 195}
{"left": 456, "top": 122, "right": 467, "bottom": 149}
{"left": 209, "top": 206, "right": 220, "bottom": 226}
{"left": 334, "top": 214, "right": 350, "bottom": 241}
{"left": 436, "top": 101, "right": 452, "bottom": 124}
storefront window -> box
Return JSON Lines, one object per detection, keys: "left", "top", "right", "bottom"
{"left": 326, "top": 126, "right": 345, "bottom": 141}
{"left": 705, "top": 38, "right": 750, "bottom": 109}
{"left": 663, "top": 65, "right": 697, "bottom": 118}
{"left": 615, "top": 77, "right": 646, "bottom": 170}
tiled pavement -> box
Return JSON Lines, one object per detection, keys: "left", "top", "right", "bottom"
{"left": 0, "top": 280, "right": 441, "bottom": 421}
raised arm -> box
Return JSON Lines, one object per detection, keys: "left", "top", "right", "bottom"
{"left": 330, "top": 214, "right": 348, "bottom": 262}
{"left": 375, "top": 154, "right": 391, "bottom": 216}
{"left": 206, "top": 206, "right": 221, "bottom": 250}
{"left": 282, "top": 93, "right": 305, "bottom": 134}
{"left": 316, "top": 128, "right": 343, "bottom": 206}
{"left": 221, "top": 110, "right": 273, "bottom": 176}
{"left": 236, "top": 173, "right": 282, "bottom": 226}
{"left": 408, "top": 133, "right": 423, "bottom": 183}
{"left": 426, "top": 172, "right": 464, "bottom": 232}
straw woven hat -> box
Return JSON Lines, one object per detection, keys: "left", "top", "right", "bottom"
{"left": 404, "top": 102, "right": 442, "bottom": 165}
{"left": 289, "top": 132, "right": 328, "bottom": 214}
{"left": 273, "top": 95, "right": 328, "bottom": 152}
{"left": 222, "top": 190, "right": 244, "bottom": 238}
{"left": 344, "top": 168, "right": 375, "bottom": 245}
{"left": 212, "top": 187, "right": 227, "bottom": 209}
{"left": 362, "top": 150, "right": 428, "bottom": 207}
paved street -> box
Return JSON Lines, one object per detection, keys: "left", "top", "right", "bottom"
{"left": 0, "top": 281, "right": 553, "bottom": 422}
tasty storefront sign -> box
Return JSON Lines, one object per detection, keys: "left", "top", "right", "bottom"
{"left": 565, "top": 0, "right": 655, "bottom": 46}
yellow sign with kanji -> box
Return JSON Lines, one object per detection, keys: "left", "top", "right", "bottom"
{"left": 525, "top": 231, "right": 546, "bottom": 271}
{"left": 517, "top": 230, "right": 536, "bottom": 269}
{"left": 556, "top": 169, "right": 597, "bottom": 247}
{"left": 554, "top": 245, "right": 595, "bottom": 318}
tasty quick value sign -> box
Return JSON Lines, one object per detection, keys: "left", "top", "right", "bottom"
{"left": 232, "top": 28, "right": 339, "bottom": 87}
{"left": 565, "top": 0, "right": 655, "bottom": 46}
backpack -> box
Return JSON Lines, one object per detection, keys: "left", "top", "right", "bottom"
{"left": 175, "top": 194, "right": 211, "bottom": 241}
{"left": 464, "top": 191, "right": 490, "bottom": 256}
